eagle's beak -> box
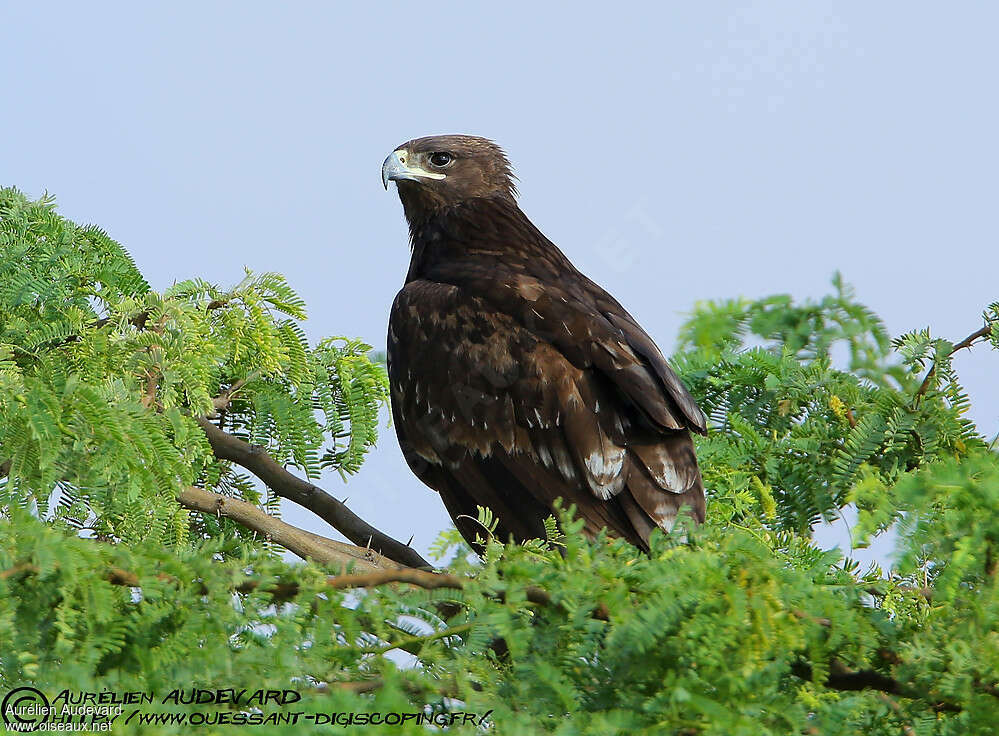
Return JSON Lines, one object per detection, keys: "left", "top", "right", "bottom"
{"left": 382, "top": 149, "right": 446, "bottom": 190}
{"left": 382, "top": 151, "right": 414, "bottom": 189}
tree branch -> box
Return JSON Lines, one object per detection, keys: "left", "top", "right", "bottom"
{"left": 325, "top": 568, "right": 465, "bottom": 591}
{"left": 876, "top": 693, "right": 918, "bottom": 736}
{"left": 791, "top": 655, "right": 963, "bottom": 713}
{"left": 209, "top": 370, "right": 262, "bottom": 415}
{"left": 93, "top": 311, "right": 150, "bottom": 332}
{"left": 140, "top": 369, "right": 159, "bottom": 409}
{"left": 359, "top": 622, "right": 475, "bottom": 657}
{"left": 93, "top": 299, "right": 227, "bottom": 333}
{"left": 176, "top": 486, "right": 401, "bottom": 573}
{"left": 138, "top": 315, "right": 167, "bottom": 410}
{"left": 321, "top": 568, "right": 610, "bottom": 621}
{"left": 6, "top": 553, "right": 989, "bottom": 710}
{"left": 915, "top": 323, "right": 993, "bottom": 400}
{"left": 195, "top": 417, "right": 430, "bottom": 569}
{"left": 0, "top": 459, "right": 9, "bottom": 480}
{"left": 318, "top": 676, "right": 477, "bottom": 698}
{"left": 0, "top": 562, "right": 38, "bottom": 581}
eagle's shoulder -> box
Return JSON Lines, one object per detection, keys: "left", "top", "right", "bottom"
{"left": 409, "top": 249, "right": 706, "bottom": 436}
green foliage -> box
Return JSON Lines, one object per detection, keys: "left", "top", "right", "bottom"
{"left": 0, "top": 187, "right": 389, "bottom": 546}
{"left": 2, "top": 192, "right": 998, "bottom": 733}
{"left": 674, "top": 274, "right": 985, "bottom": 533}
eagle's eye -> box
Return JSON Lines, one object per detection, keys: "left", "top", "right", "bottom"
{"left": 429, "top": 152, "right": 453, "bottom": 168}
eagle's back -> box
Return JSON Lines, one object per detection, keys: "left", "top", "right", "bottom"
{"left": 388, "top": 196, "right": 705, "bottom": 551}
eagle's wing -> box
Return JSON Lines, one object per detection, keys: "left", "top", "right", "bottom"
{"left": 419, "top": 255, "right": 708, "bottom": 434}
{"left": 388, "top": 274, "right": 704, "bottom": 551}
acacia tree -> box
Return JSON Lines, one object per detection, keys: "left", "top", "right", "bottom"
{"left": 1, "top": 188, "right": 998, "bottom": 734}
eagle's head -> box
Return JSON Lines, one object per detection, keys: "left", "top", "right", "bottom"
{"left": 382, "top": 135, "right": 517, "bottom": 217}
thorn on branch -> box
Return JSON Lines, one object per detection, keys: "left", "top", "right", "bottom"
{"left": 915, "top": 323, "right": 993, "bottom": 401}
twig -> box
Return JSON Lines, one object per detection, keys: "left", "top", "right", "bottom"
{"left": 326, "top": 680, "right": 385, "bottom": 695}
{"left": 950, "top": 324, "right": 994, "bottom": 353}
{"left": 915, "top": 324, "right": 993, "bottom": 400}
{"left": 326, "top": 569, "right": 464, "bottom": 591}
{"left": 139, "top": 315, "right": 168, "bottom": 410}
{"left": 791, "top": 608, "right": 831, "bottom": 627}
{"left": 864, "top": 585, "right": 933, "bottom": 601}
{"left": 177, "top": 486, "right": 401, "bottom": 573}
{"left": 876, "top": 693, "right": 917, "bottom": 736}
{"left": 0, "top": 563, "right": 39, "bottom": 580}
{"left": 93, "top": 299, "right": 225, "bottom": 333}
{"left": 105, "top": 567, "right": 141, "bottom": 586}
{"left": 93, "top": 311, "right": 149, "bottom": 332}
{"left": 195, "top": 417, "right": 430, "bottom": 569}
{"left": 790, "top": 659, "right": 962, "bottom": 713}
{"left": 210, "top": 370, "right": 263, "bottom": 415}
{"left": 317, "top": 676, "right": 476, "bottom": 697}
{"left": 140, "top": 370, "right": 159, "bottom": 409}
{"left": 361, "top": 622, "right": 475, "bottom": 657}
{"left": 845, "top": 407, "right": 857, "bottom": 428}
{"left": 322, "top": 569, "right": 609, "bottom": 621}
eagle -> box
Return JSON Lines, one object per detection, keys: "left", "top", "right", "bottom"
{"left": 382, "top": 135, "right": 706, "bottom": 553}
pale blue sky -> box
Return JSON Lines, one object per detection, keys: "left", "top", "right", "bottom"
{"left": 2, "top": 3, "right": 996, "bottom": 561}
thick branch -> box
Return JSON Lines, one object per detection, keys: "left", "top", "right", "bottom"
{"left": 177, "top": 486, "right": 401, "bottom": 573}
{"left": 196, "top": 417, "right": 430, "bottom": 569}
{"left": 915, "top": 324, "right": 993, "bottom": 400}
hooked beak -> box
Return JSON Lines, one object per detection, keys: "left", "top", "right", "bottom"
{"left": 382, "top": 149, "right": 446, "bottom": 190}
{"left": 382, "top": 150, "right": 415, "bottom": 189}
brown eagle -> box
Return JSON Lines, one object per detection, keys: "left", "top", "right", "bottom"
{"left": 382, "top": 135, "right": 706, "bottom": 552}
